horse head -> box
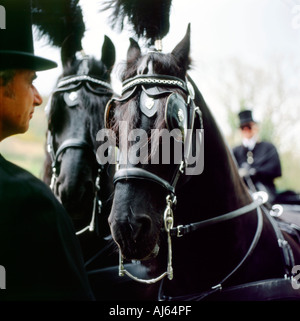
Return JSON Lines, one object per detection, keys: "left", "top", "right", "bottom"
{"left": 106, "top": 25, "right": 205, "bottom": 261}
{"left": 44, "top": 35, "right": 116, "bottom": 234}
{"left": 104, "top": 24, "right": 300, "bottom": 300}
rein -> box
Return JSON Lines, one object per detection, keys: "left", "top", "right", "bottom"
{"left": 170, "top": 191, "right": 268, "bottom": 237}
{"left": 159, "top": 199, "right": 296, "bottom": 301}
{"left": 47, "top": 71, "right": 112, "bottom": 235}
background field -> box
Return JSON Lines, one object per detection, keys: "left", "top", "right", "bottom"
{"left": 0, "top": 100, "right": 48, "bottom": 179}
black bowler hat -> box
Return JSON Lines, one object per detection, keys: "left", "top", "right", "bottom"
{"left": 0, "top": 0, "right": 57, "bottom": 71}
{"left": 238, "top": 109, "right": 256, "bottom": 127}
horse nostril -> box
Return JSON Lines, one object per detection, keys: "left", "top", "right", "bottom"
{"left": 133, "top": 214, "right": 152, "bottom": 241}
{"left": 55, "top": 177, "right": 94, "bottom": 210}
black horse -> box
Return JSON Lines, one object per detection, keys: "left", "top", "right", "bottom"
{"left": 43, "top": 36, "right": 116, "bottom": 263}
{"left": 106, "top": 26, "right": 300, "bottom": 300}
{"left": 43, "top": 36, "right": 159, "bottom": 300}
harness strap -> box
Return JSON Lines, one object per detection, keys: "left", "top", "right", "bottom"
{"left": 213, "top": 207, "right": 263, "bottom": 288}
{"left": 57, "top": 75, "right": 113, "bottom": 91}
{"left": 113, "top": 167, "right": 175, "bottom": 194}
{"left": 170, "top": 192, "right": 266, "bottom": 237}
{"left": 52, "top": 83, "right": 82, "bottom": 94}
{"left": 52, "top": 138, "right": 93, "bottom": 169}
{"left": 45, "top": 74, "right": 114, "bottom": 114}
{"left": 121, "top": 74, "right": 188, "bottom": 95}
{"left": 76, "top": 168, "right": 102, "bottom": 236}
{"left": 261, "top": 204, "right": 295, "bottom": 277}
{"left": 159, "top": 207, "right": 264, "bottom": 301}
{"left": 160, "top": 277, "right": 299, "bottom": 301}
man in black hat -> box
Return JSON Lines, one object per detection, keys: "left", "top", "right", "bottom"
{"left": 0, "top": 0, "right": 94, "bottom": 300}
{"left": 232, "top": 109, "right": 282, "bottom": 203}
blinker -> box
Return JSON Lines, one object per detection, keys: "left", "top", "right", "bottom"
{"left": 165, "top": 93, "right": 188, "bottom": 142}
{"left": 104, "top": 75, "right": 198, "bottom": 147}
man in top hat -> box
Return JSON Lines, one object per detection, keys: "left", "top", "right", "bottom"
{"left": 0, "top": 0, "right": 94, "bottom": 300}
{"left": 232, "top": 109, "right": 282, "bottom": 203}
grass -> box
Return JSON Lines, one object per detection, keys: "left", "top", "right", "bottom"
{"left": 0, "top": 102, "right": 48, "bottom": 179}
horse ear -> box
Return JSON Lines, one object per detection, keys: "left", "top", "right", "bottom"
{"left": 127, "top": 38, "right": 141, "bottom": 63}
{"left": 171, "top": 24, "right": 191, "bottom": 70}
{"left": 61, "top": 35, "right": 77, "bottom": 67}
{"left": 101, "top": 35, "right": 116, "bottom": 71}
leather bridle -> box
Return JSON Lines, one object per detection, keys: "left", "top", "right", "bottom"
{"left": 110, "top": 73, "right": 201, "bottom": 197}
{"left": 47, "top": 57, "right": 113, "bottom": 235}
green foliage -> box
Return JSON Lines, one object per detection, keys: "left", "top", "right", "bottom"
{"left": 276, "top": 151, "right": 300, "bottom": 193}
{"left": 0, "top": 99, "right": 48, "bottom": 179}
{"left": 218, "top": 58, "right": 300, "bottom": 193}
{"left": 258, "top": 117, "right": 275, "bottom": 143}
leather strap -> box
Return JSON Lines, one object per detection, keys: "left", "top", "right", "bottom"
{"left": 170, "top": 194, "right": 265, "bottom": 237}
{"left": 159, "top": 277, "right": 298, "bottom": 301}
{"left": 57, "top": 75, "right": 113, "bottom": 91}
{"left": 122, "top": 74, "right": 188, "bottom": 95}
{"left": 52, "top": 138, "right": 93, "bottom": 169}
{"left": 113, "top": 167, "right": 175, "bottom": 194}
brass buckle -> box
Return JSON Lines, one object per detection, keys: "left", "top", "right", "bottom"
{"left": 177, "top": 225, "right": 183, "bottom": 237}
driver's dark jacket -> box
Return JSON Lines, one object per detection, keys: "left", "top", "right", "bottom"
{"left": 0, "top": 154, "right": 94, "bottom": 300}
{"left": 233, "top": 141, "right": 282, "bottom": 197}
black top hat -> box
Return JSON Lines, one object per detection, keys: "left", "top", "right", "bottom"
{"left": 238, "top": 109, "right": 256, "bottom": 127}
{"left": 0, "top": 0, "right": 57, "bottom": 71}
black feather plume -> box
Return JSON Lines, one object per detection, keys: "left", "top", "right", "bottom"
{"left": 102, "top": 0, "right": 172, "bottom": 44}
{"left": 31, "top": 0, "right": 85, "bottom": 51}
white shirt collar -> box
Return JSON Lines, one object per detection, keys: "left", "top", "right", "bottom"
{"left": 242, "top": 135, "right": 258, "bottom": 150}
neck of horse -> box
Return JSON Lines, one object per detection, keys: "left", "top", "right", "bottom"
{"left": 179, "top": 89, "right": 252, "bottom": 220}
{"left": 160, "top": 92, "right": 283, "bottom": 298}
